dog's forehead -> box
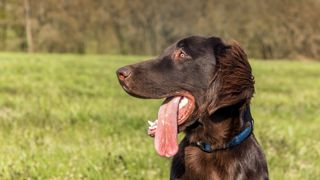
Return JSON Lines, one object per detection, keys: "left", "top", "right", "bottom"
{"left": 161, "top": 36, "right": 209, "bottom": 56}
{"left": 178, "top": 36, "right": 209, "bottom": 46}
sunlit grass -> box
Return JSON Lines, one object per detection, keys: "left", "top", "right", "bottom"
{"left": 0, "top": 53, "right": 319, "bottom": 179}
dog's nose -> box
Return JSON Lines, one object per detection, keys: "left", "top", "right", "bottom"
{"left": 117, "top": 67, "right": 131, "bottom": 81}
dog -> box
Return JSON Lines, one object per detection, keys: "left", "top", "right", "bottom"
{"left": 116, "top": 36, "right": 268, "bottom": 179}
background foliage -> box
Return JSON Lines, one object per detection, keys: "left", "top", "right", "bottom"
{"left": 0, "top": 0, "right": 320, "bottom": 59}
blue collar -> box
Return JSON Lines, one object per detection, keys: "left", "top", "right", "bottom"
{"left": 192, "top": 121, "right": 253, "bottom": 153}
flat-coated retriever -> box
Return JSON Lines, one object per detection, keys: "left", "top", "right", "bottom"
{"left": 116, "top": 36, "right": 268, "bottom": 179}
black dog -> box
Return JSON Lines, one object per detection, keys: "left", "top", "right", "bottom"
{"left": 116, "top": 36, "right": 268, "bottom": 179}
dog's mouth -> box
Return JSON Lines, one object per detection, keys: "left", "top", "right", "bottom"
{"left": 147, "top": 93, "right": 195, "bottom": 157}
{"left": 118, "top": 81, "right": 196, "bottom": 157}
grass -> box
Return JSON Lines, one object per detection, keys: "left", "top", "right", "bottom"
{"left": 0, "top": 53, "right": 319, "bottom": 179}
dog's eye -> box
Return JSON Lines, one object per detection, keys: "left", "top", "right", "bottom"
{"left": 179, "top": 52, "right": 186, "bottom": 58}
{"left": 178, "top": 50, "right": 189, "bottom": 59}
{"left": 173, "top": 49, "right": 189, "bottom": 61}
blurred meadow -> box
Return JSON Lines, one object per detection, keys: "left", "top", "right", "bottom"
{"left": 0, "top": 53, "right": 319, "bottom": 179}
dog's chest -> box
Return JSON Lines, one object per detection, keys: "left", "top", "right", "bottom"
{"left": 182, "top": 146, "right": 222, "bottom": 179}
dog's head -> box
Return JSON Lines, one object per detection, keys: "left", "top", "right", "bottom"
{"left": 116, "top": 36, "right": 254, "bottom": 157}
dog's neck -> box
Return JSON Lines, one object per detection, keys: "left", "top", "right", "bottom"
{"left": 186, "top": 103, "right": 252, "bottom": 149}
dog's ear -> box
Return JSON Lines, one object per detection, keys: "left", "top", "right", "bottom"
{"left": 206, "top": 38, "right": 254, "bottom": 115}
{"left": 208, "top": 36, "right": 230, "bottom": 57}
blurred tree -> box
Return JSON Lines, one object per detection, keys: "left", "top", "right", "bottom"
{"left": 0, "top": 0, "right": 7, "bottom": 50}
{"left": 24, "top": 0, "right": 33, "bottom": 52}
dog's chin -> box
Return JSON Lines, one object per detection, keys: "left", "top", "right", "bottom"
{"left": 177, "top": 114, "right": 199, "bottom": 132}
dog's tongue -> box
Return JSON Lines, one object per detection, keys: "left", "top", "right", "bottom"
{"left": 155, "top": 96, "right": 181, "bottom": 157}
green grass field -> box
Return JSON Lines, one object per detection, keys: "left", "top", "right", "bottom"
{"left": 0, "top": 53, "right": 319, "bottom": 179}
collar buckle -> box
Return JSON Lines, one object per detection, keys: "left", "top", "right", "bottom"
{"left": 196, "top": 141, "right": 214, "bottom": 153}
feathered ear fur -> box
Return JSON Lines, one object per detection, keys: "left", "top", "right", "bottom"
{"left": 206, "top": 37, "right": 255, "bottom": 115}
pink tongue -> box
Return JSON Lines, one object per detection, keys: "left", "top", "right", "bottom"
{"left": 155, "top": 96, "right": 181, "bottom": 157}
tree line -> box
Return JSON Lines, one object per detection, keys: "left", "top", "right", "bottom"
{"left": 0, "top": 0, "right": 319, "bottom": 60}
